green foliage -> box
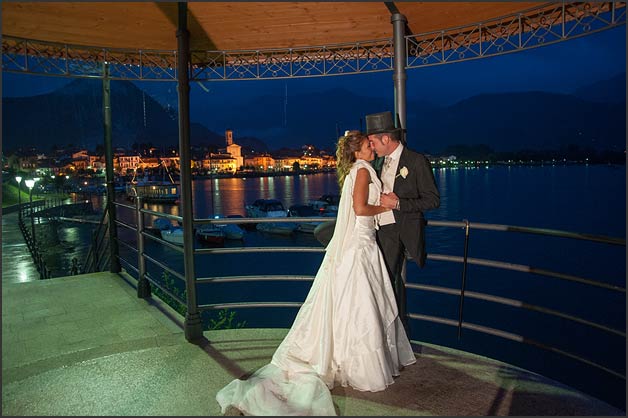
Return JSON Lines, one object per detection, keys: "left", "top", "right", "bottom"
{"left": 2, "top": 183, "right": 31, "bottom": 208}
{"left": 154, "top": 270, "right": 187, "bottom": 317}
{"left": 206, "top": 308, "right": 247, "bottom": 331}
{"left": 152, "top": 271, "right": 246, "bottom": 331}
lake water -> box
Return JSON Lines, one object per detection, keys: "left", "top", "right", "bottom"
{"left": 44, "top": 164, "right": 626, "bottom": 409}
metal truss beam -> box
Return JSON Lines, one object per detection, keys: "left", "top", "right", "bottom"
{"left": 2, "top": 2, "right": 625, "bottom": 82}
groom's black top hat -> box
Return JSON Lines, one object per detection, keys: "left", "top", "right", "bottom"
{"left": 365, "top": 111, "right": 402, "bottom": 135}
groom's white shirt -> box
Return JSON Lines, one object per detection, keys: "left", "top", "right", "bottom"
{"left": 378, "top": 143, "right": 404, "bottom": 226}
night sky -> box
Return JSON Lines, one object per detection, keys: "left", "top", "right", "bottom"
{"left": 2, "top": 24, "right": 626, "bottom": 149}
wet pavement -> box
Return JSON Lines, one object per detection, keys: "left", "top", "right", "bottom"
{"left": 2, "top": 211, "right": 41, "bottom": 284}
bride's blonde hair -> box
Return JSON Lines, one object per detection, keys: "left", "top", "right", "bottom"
{"left": 336, "top": 130, "right": 368, "bottom": 189}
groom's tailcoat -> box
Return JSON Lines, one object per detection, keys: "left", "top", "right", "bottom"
{"left": 375, "top": 147, "right": 440, "bottom": 267}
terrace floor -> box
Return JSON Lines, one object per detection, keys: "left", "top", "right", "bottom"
{"left": 1, "top": 210, "right": 624, "bottom": 415}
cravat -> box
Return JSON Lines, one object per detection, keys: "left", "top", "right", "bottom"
{"left": 384, "top": 156, "right": 392, "bottom": 170}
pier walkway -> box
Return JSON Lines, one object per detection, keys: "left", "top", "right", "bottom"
{"left": 2, "top": 218, "right": 624, "bottom": 415}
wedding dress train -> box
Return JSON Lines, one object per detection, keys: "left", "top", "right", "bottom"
{"left": 216, "top": 160, "right": 416, "bottom": 415}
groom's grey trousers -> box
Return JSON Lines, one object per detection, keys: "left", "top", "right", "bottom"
{"left": 376, "top": 223, "right": 408, "bottom": 331}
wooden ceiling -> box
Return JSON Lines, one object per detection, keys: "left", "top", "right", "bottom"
{"left": 3, "top": 2, "right": 545, "bottom": 51}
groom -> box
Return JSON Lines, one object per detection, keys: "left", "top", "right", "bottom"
{"left": 366, "top": 111, "right": 440, "bottom": 331}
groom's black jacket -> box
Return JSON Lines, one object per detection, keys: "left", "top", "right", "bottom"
{"left": 374, "top": 147, "right": 440, "bottom": 267}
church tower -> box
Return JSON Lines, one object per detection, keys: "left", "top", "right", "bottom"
{"left": 225, "top": 129, "right": 243, "bottom": 170}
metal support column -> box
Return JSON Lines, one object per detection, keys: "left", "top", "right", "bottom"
{"left": 392, "top": 12, "right": 408, "bottom": 143}
{"left": 177, "top": 2, "right": 203, "bottom": 343}
{"left": 135, "top": 197, "right": 151, "bottom": 298}
{"left": 392, "top": 10, "right": 410, "bottom": 330}
{"left": 457, "top": 220, "right": 471, "bottom": 340}
{"left": 103, "top": 62, "right": 121, "bottom": 273}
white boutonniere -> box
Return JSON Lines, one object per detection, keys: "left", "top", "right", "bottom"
{"left": 396, "top": 166, "right": 409, "bottom": 179}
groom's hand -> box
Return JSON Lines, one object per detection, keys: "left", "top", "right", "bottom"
{"left": 380, "top": 192, "right": 399, "bottom": 209}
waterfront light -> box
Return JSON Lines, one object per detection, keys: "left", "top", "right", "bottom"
{"left": 24, "top": 179, "right": 36, "bottom": 247}
{"left": 15, "top": 176, "right": 23, "bottom": 219}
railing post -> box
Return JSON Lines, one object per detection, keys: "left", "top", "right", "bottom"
{"left": 136, "top": 197, "right": 151, "bottom": 298}
{"left": 92, "top": 229, "right": 99, "bottom": 272}
{"left": 103, "top": 61, "right": 121, "bottom": 273}
{"left": 392, "top": 11, "right": 408, "bottom": 144}
{"left": 457, "top": 219, "right": 471, "bottom": 340}
{"left": 177, "top": 2, "right": 203, "bottom": 343}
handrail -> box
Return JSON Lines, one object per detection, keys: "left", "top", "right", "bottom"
{"left": 140, "top": 208, "right": 182, "bottom": 223}
{"left": 426, "top": 254, "right": 625, "bottom": 293}
{"left": 109, "top": 204, "right": 625, "bottom": 386}
{"left": 196, "top": 246, "right": 324, "bottom": 255}
{"left": 428, "top": 219, "right": 626, "bottom": 246}
{"left": 197, "top": 275, "right": 316, "bottom": 283}
{"left": 199, "top": 302, "right": 303, "bottom": 311}
{"left": 82, "top": 206, "right": 110, "bottom": 274}
{"left": 406, "top": 283, "right": 625, "bottom": 337}
{"left": 407, "top": 314, "right": 625, "bottom": 380}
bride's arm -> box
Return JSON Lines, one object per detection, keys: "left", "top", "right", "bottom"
{"left": 353, "top": 167, "right": 391, "bottom": 216}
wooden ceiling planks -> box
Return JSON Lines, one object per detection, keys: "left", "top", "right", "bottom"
{"left": 3, "top": 2, "right": 548, "bottom": 52}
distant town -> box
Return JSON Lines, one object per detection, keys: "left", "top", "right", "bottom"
{"left": 3, "top": 129, "right": 624, "bottom": 192}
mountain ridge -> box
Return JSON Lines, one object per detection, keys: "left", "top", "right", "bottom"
{"left": 3, "top": 75, "right": 625, "bottom": 154}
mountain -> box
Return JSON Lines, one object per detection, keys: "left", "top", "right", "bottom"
{"left": 2, "top": 78, "right": 225, "bottom": 152}
{"left": 189, "top": 86, "right": 625, "bottom": 153}
{"left": 192, "top": 87, "right": 439, "bottom": 151}
{"left": 573, "top": 72, "right": 626, "bottom": 103}
{"left": 3, "top": 78, "right": 625, "bottom": 155}
{"left": 406, "top": 91, "right": 625, "bottom": 152}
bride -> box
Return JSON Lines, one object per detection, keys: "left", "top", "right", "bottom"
{"left": 216, "top": 130, "right": 416, "bottom": 416}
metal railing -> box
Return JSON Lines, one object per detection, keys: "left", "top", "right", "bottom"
{"left": 17, "top": 201, "right": 50, "bottom": 279}
{"left": 103, "top": 197, "right": 628, "bottom": 412}
{"left": 108, "top": 200, "right": 625, "bottom": 387}
{"left": 82, "top": 206, "right": 111, "bottom": 274}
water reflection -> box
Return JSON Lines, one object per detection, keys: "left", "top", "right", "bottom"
{"left": 190, "top": 173, "right": 339, "bottom": 218}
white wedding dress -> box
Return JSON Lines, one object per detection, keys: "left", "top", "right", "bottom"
{"left": 216, "top": 160, "right": 416, "bottom": 416}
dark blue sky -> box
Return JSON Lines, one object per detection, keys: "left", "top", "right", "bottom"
{"left": 3, "top": 25, "right": 625, "bottom": 106}
{"left": 2, "top": 24, "right": 625, "bottom": 152}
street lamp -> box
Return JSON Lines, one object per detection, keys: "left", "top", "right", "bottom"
{"left": 33, "top": 177, "right": 41, "bottom": 198}
{"left": 24, "top": 179, "right": 36, "bottom": 247}
{"left": 15, "top": 176, "right": 22, "bottom": 220}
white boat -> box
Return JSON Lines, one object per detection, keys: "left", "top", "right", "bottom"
{"left": 308, "top": 194, "right": 340, "bottom": 216}
{"left": 160, "top": 227, "right": 184, "bottom": 245}
{"left": 195, "top": 224, "right": 226, "bottom": 246}
{"left": 212, "top": 216, "right": 245, "bottom": 240}
{"left": 245, "top": 199, "right": 297, "bottom": 235}
{"left": 288, "top": 204, "right": 324, "bottom": 234}
{"left": 246, "top": 199, "right": 288, "bottom": 218}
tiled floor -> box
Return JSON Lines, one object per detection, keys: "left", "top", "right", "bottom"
{"left": 1, "top": 270, "right": 624, "bottom": 416}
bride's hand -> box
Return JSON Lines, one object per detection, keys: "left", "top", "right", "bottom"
{"left": 380, "top": 193, "right": 398, "bottom": 209}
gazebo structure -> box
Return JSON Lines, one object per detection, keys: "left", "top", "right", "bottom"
{"left": 2, "top": 2, "right": 626, "bottom": 414}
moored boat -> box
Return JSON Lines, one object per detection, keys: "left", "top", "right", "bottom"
{"left": 195, "top": 224, "right": 226, "bottom": 246}
{"left": 288, "top": 204, "right": 324, "bottom": 234}
{"left": 245, "top": 199, "right": 297, "bottom": 235}
{"left": 308, "top": 194, "right": 340, "bottom": 217}
{"left": 212, "top": 216, "right": 246, "bottom": 240}
{"left": 126, "top": 181, "right": 180, "bottom": 203}
{"left": 160, "top": 227, "right": 184, "bottom": 245}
